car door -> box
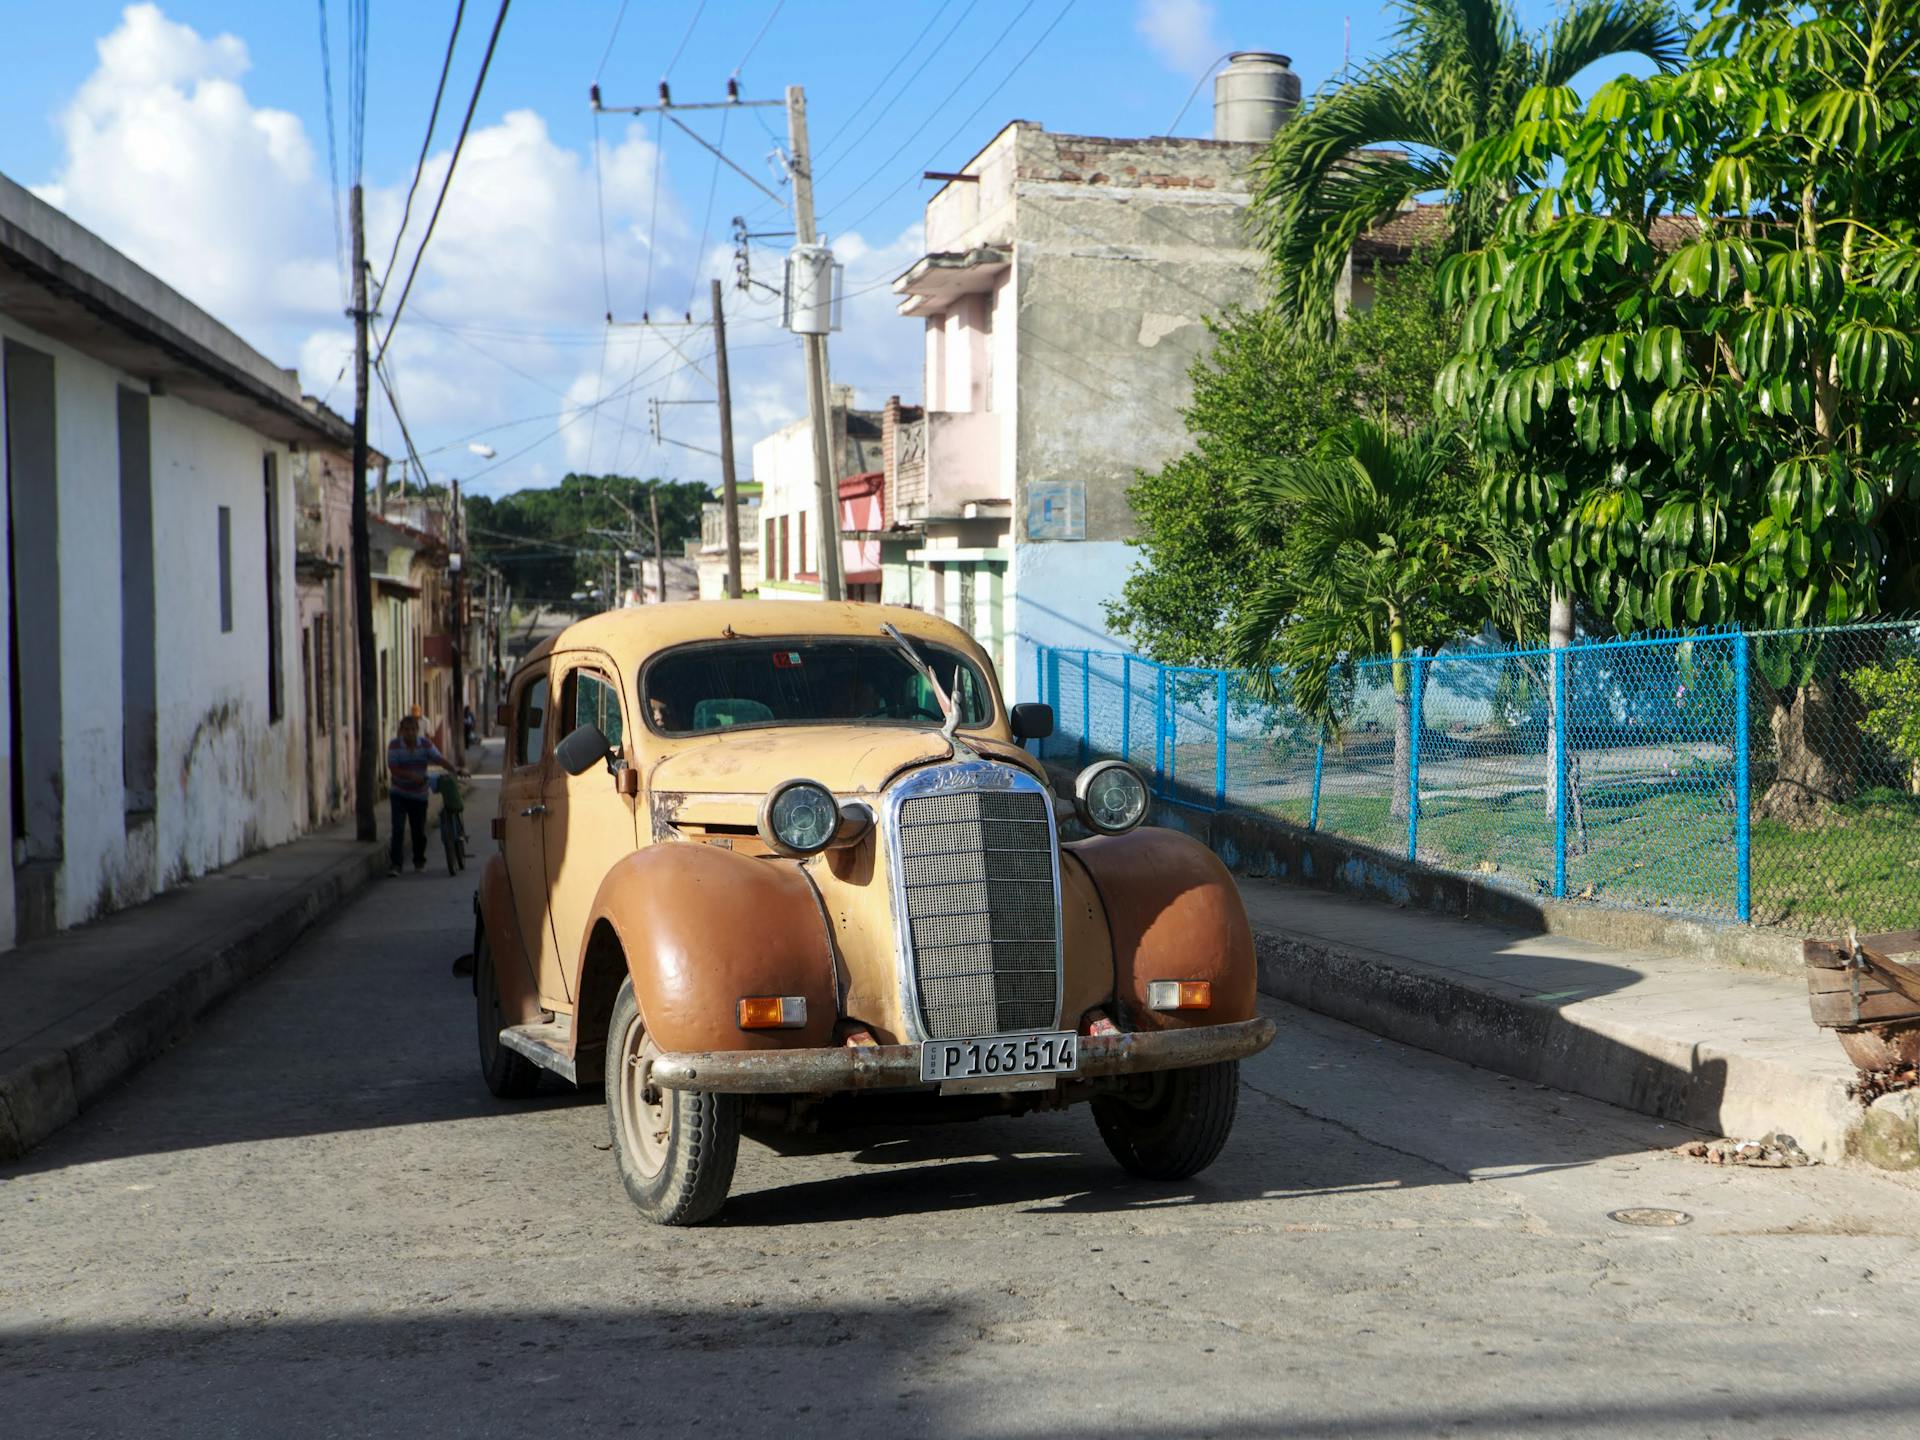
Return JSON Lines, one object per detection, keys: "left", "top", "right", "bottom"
{"left": 499, "top": 663, "right": 569, "bottom": 1006}
{"left": 542, "top": 651, "right": 641, "bottom": 986}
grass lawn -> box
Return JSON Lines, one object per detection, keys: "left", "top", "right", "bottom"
{"left": 1247, "top": 786, "right": 1920, "bottom": 934}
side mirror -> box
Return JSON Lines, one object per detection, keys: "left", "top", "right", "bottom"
{"left": 556, "top": 722, "right": 612, "bottom": 777}
{"left": 1010, "top": 703, "right": 1054, "bottom": 741}
{"left": 495, "top": 702, "right": 514, "bottom": 728}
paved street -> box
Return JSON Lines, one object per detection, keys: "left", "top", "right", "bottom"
{"left": 6, "top": 781, "right": 1920, "bottom": 1438}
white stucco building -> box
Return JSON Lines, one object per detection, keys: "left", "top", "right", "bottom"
{"left": 752, "top": 387, "right": 887, "bottom": 603}
{"left": 0, "top": 173, "right": 347, "bottom": 948}
{"left": 887, "top": 67, "right": 1298, "bottom": 701}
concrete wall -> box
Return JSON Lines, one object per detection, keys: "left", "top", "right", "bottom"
{"left": 0, "top": 310, "right": 306, "bottom": 940}
{"left": 1004, "top": 127, "right": 1265, "bottom": 703}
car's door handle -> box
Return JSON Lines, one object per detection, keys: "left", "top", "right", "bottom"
{"left": 520, "top": 804, "right": 547, "bottom": 817}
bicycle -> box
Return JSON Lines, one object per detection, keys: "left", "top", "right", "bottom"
{"left": 434, "top": 772, "right": 469, "bottom": 875}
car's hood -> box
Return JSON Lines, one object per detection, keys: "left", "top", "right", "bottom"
{"left": 645, "top": 725, "right": 1046, "bottom": 808}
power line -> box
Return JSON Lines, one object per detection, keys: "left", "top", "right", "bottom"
{"left": 662, "top": 1, "right": 709, "bottom": 82}
{"left": 838, "top": 0, "right": 1078, "bottom": 236}
{"left": 374, "top": 0, "right": 468, "bottom": 307}
{"left": 684, "top": 107, "right": 730, "bottom": 314}
{"left": 373, "top": 0, "right": 514, "bottom": 369}
{"left": 820, "top": 0, "right": 1034, "bottom": 221}
{"left": 814, "top": 2, "right": 969, "bottom": 167}
{"left": 315, "top": 0, "right": 347, "bottom": 304}
{"left": 731, "top": 0, "right": 787, "bottom": 78}
{"left": 592, "top": 0, "right": 631, "bottom": 85}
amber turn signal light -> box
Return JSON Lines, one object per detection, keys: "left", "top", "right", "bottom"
{"left": 738, "top": 996, "right": 808, "bottom": 1030}
{"left": 1146, "top": 980, "right": 1211, "bottom": 1012}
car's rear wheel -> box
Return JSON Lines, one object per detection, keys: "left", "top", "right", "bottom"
{"left": 606, "top": 977, "right": 740, "bottom": 1226}
{"left": 476, "top": 932, "right": 542, "bottom": 1098}
{"left": 1092, "top": 1059, "right": 1239, "bottom": 1181}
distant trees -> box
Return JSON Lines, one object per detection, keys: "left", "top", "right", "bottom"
{"left": 464, "top": 473, "right": 710, "bottom": 607}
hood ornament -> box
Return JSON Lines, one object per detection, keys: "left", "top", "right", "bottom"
{"left": 881, "top": 622, "right": 977, "bottom": 760}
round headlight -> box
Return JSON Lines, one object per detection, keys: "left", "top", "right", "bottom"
{"left": 759, "top": 779, "right": 840, "bottom": 856}
{"left": 1073, "top": 760, "right": 1149, "bottom": 835}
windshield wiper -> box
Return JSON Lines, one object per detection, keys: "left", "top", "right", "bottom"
{"left": 881, "top": 623, "right": 962, "bottom": 743}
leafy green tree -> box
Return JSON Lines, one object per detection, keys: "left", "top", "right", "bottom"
{"left": 1437, "top": 0, "right": 1920, "bottom": 819}
{"left": 1107, "top": 255, "right": 1458, "bottom": 664}
{"left": 1850, "top": 657, "right": 1920, "bottom": 797}
{"left": 1224, "top": 419, "right": 1528, "bottom": 815}
{"left": 1250, "top": 0, "right": 1686, "bottom": 334}
{"left": 465, "top": 473, "right": 710, "bottom": 607}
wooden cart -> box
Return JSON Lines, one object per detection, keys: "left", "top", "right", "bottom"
{"left": 1805, "top": 929, "right": 1920, "bottom": 1072}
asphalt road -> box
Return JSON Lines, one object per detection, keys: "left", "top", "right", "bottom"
{"left": 5, "top": 778, "right": 1920, "bottom": 1439}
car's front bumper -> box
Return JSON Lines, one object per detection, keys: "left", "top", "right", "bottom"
{"left": 646, "top": 1016, "right": 1276, "bottom": 1094}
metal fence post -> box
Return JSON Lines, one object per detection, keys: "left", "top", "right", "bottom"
{"left": 1046, "top": 648, "right": 1060, "bottom": 762}
{"left": 1552, "top": 646, "right": 1569, "bottom": 899}
{"left": 1309, "top": 733, "right": 1325, "bottom": 832}
{"left": 1162, "top": 667, "right": 1176, "bottom": 796}
{"left": 1079, "top": 650, "right": 1092, "bottom": 766}
{"left": 1154, "top": 663, "right": 1168, "bottom": 796}
{"left": 1214, "top": 669, "right": 1229, "bottom": 811}
{"left": 1120, "top": 655, "right": 1132, "bottom": 764}
{"left": 1733, "top": 629, "right": 1751, "bottom": 922}
{"left": 1406, "top": 654, "right": 1424, "bottom": 863}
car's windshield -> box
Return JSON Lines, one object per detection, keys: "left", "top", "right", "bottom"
{"left": 643, "top": 637, "right": 992, "bottom": 735}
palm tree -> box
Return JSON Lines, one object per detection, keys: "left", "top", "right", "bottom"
{"left": 1251, "top": 0, "right": 1687, "bottom": 335}
{"left": 1226, "top": 419, "right": 1529, "bottom": 818}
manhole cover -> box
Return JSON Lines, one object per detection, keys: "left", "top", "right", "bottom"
{"left": 1608, "top": 1207, "right": 1692, "bottom": 1227}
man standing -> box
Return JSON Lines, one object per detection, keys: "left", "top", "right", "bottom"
{"left": 387, "top": 712, "right": 461, "bottom": 876}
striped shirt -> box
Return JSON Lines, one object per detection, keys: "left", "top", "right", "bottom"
{"left": 387, "top": 736, "right": 450, "bottom": 801}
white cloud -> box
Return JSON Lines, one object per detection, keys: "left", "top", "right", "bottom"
{"left": 33, "top": 4, "right": 927, "bottom": 498}
{"left": 1135, "top": 0, "right": 1225, "bottom": 77}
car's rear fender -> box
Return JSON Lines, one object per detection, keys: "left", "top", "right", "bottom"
{"left": 1064, "top": 828, "right": 1257, "bottom": 1032}
{"left": 575, "top": 844, "right": 840, "bottom": 1054}
{"left": 475, "top": 855, "right": 544, "bottom": 1026}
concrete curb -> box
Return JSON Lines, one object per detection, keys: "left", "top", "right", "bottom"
{"left": 0, "top": 843, "right": 386, "bottom": 1161}
{"left": 1250, "top": 922, "right": 1871, "bottom": 1165}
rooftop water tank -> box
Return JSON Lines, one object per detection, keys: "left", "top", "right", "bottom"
{"left": 1213, "top": 52, "right": 1300, "bottom": 144}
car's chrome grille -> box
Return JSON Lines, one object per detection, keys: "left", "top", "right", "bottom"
{"left": 892, "top": 780, "right": 1061, "bottom": 1040}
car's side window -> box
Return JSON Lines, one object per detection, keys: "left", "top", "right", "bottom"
{"left": 570, "top": 668, "right": 624, "bottom": 748}
{"left": 515, "top": 674, "right": 550, "bottom": 768}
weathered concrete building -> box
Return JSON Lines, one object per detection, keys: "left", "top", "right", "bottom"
{"left": 752, "top": 386, "right": 886, "bottom": 602}
{"left": 889, "top": 56, "right": 1299, "bottom": 700}
{"left": 0, "top": 173, "right": 347, "bottom": 947}
{"left": 694, "top": 481, "right": 762, "bottom": 600}
{"left": 291, "top": 417, "right": 384, "bottom": 828}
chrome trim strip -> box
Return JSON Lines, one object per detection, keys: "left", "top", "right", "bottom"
{"left": 880, "top": 760, "right": 1066, "bottom": 1044}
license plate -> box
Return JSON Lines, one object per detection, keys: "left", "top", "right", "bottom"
{"left": 920, "top": 1031, "right": 1078, "bottom": 1083}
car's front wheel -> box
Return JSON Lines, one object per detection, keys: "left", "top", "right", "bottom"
{"left": 605, "top": 977, "right": 740, "bottom": 1226}
{"left": 1092, "top": 1060, "right": 1239, "bottom": 1181}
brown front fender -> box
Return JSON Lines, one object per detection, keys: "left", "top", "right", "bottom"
{"left": 579, "top": 845, "right": 839, "bottom": 1053}
{"left": 476, "top": 855, "right": 543, "bottom": 1026}
{"left": 1066, "top": 828, "right": 1256, "bottom": 1031}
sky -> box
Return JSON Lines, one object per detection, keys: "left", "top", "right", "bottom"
{"left": 0, "top": 0, "right": 1610, "bottom": 498}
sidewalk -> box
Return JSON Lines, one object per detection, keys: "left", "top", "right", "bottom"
{"left": 0, "top": 820, "right": 386, "bottom": 1159}
{"left": 1237, "top": 879, "right": 1920, "bottom": 1168}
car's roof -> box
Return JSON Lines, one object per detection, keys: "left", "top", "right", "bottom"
{"left": 517, "top": 600, "right": 990, "bottom": 675}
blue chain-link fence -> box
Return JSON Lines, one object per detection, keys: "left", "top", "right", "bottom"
{"left": 1036, "top": 619, "right": 1920, "bottom": 932}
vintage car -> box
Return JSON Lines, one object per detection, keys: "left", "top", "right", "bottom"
{"left": 472, "top": 601, "right": 1274, "bottom": 1224}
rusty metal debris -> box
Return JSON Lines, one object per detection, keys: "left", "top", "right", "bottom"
{"left": 1673, "top": 1133, "right": 1815, "bottom": 1167}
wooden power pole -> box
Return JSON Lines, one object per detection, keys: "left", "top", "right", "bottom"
{"left": 711, "top": 278, "right": 743, "bottom": 599}
{"left": 649, "top": 483, "right": 666, "bottom": 603}
{"left": 786, "top": 85, "right": 846, "bottom": 602}
{"left": 349, "top": 184, "right": 380, "bottom": 842}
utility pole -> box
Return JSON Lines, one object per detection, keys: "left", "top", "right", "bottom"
{"left": 786, "top": 85, "right": 846, "bottom": 602}
{"left": 649, "top": 483, "right": 667, "bottom": 603}
{"left": 449, "top": 478, "right": 464, "bottom": 767}
{"left": 711, "top": 278, "right": 744, "bottom": 598}
{"left": 349, "top": 184, "right": 379, "bottom": 842}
